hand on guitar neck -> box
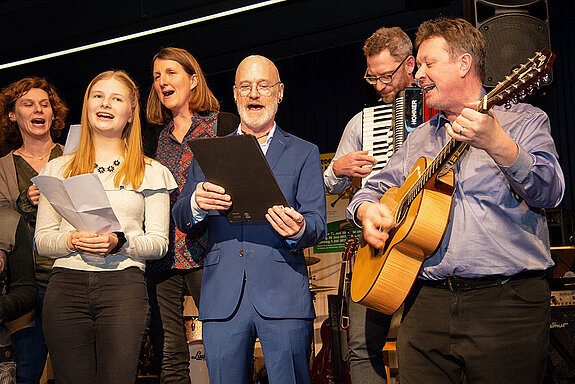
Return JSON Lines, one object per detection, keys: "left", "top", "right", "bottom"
{"left": 356, "top": 201, "right": 395, "bottom": 249}
{"left": 445, "top": 102, "right": 519, "bottom": 167}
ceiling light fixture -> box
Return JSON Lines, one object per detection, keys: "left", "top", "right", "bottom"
{"left": 0, "top": 0, "right": 287, "bottom": 70}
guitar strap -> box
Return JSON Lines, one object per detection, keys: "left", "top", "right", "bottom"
{"left": 340, "top": 261, "right": 351, "bottom": 329}
{"left": 339, "top": 231, "right": 357, "bottom": 330}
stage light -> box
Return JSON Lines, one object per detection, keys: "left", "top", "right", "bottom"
{"left": 0, "top": 0, "right": 287, "bottom": 70}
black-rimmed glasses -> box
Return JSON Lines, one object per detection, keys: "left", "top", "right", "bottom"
{"left": 364, "top": 56, "right": 409, "bottom": 85}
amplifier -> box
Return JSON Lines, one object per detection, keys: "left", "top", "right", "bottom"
{"left": 549, "top": 305, "right": 575, "bottom": 382}
{"left": 549, "top": 281, "right": 575, "bottom": 382}
{"left": 551, "top": 290, "right": 575, "bottom": 307}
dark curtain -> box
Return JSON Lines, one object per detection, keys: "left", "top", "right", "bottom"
{"left": 544, "top": 0, "right": 575, "bottom": 210}
{"left": 210, "top": 0, "right": 575, "bottom": 211}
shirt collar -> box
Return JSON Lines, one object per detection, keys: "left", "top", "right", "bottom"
{"left": 235, "top": 122, "right": 277, "bottom": 145}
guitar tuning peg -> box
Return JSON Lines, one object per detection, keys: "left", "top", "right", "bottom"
{"left": 543, "top": 74, "right": 550, "bottom": 83}
{"left": 505, "top": 102, "right": 512, "bottom": 109}
{"left": 512, "top": 96, "right": 519, "bottom": 104}
{"left": 519, "top": 91, "right": 526, "bottom": 100}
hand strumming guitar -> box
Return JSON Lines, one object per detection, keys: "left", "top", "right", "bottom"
{"left": 356, "top": 202, "right": 394, "bottom": 249}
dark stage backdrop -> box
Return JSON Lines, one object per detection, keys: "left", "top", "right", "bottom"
{"left": 0, "top": 0, "right": 573, "bottom": 209}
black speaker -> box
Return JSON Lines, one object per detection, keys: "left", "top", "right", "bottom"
{"left": 465, "top": 0, "right": 552, "bottom": 87}
{"left": 549, "top": 299, "right": 575, "bottom": 383}
{"left": 546, "top": 208, "right": 574, "bottom": 247}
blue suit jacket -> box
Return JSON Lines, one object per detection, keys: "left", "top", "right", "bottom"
{"left": 173, "top": 126, "right": 327, "bottom": 321}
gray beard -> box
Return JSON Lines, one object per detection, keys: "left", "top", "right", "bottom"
{"left": 237, "top": 101, "right": 279, "bottom": 131}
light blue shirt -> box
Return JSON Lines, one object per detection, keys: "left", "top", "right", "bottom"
{"left": 347, "top": 102, "right": 565, "bottom": 279}
{"left": 324, "top": 111, "right": 363, "bottom": 194}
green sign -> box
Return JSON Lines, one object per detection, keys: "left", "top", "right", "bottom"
{"left": 313, "top": 220, "right": 362, "bottom": 254}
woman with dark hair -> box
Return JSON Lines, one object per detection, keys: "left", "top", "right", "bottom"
{"left": 0, "top": 77, "right": 68, "bottom": 384}
{"left": 35, "top": 70, "right": 176, "bottom": 384}
{"left": 144, "top": 47, "right": 237, "bottom": 383}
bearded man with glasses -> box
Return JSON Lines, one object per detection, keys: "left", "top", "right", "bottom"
{"left": 173, "top": 55, "right": 327, "bottom": 384}
{"left": 323, "top": 26, "right": 422, "bottom": 384}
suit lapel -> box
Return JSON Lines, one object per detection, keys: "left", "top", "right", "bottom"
{"left": 265, "top": 126, "right": 289, "bottom": 171}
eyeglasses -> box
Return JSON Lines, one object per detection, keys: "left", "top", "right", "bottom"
{"left": 235, "top": 81, "right": 281, "bottom": 97}
{"left": 364, "top": 56, "right": 409, "bottom": 85}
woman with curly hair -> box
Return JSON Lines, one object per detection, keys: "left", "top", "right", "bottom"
{"left": 0, "top": 76, "right": 68, "bottom": 384}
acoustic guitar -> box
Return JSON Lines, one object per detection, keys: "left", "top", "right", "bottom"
{"left": 311, "top": 234, "right": 357, "bottom": 384}
{"left": 351, "top": 49, "right": 556, "bottom": 315}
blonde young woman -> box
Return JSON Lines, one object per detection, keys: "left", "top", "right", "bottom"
{"left": 35, "top": 70, "right": 176, "bottom": 384}
{"left": 0, "top": 77, "right": 68, "bottom": 384}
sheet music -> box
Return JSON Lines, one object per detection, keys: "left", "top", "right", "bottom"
{"left": 32, "top": 173, "right": 121, "bottom": 233}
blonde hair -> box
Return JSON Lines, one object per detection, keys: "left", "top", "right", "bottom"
{"left": 65, "top": 70, "right": 147, "bottom": 189}
{"left": 146, "top": 47, "right": 220, "bottom": 125}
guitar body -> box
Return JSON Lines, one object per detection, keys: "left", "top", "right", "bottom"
{"left": 351, "top": 157, "right": 455, "bottom": 314}
{"left": 311, "top": 318, "right": 351, "bottom": 384}
{"left": 312, "top": 237, "right": 356, "bottom": 384}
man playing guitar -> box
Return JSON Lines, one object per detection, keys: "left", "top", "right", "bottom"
{"left": 347, "top": 17, "right": 563, "bottom": 384}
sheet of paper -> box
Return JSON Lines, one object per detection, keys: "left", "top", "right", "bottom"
{"left": 32, "top": 173, "right": 121, "bottom": 233}
{"left": 63, "top": 124, "right": 81, "bottom": 155}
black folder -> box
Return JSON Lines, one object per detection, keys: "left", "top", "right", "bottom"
{"left": 187, "top": 134, "right": 289, "bottom": 222}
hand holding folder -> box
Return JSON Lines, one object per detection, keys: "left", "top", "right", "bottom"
{"left": 188, "top": 134, "right": 289, "bottom": 222}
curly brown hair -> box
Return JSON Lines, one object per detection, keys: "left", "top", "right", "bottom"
{"left": 415, "top": 17, "right": 486, "bottom": 82}
{"left": 363, "top": 26, "right": 413, "bottom": 61}
{"left": 0, "top": 77, "right": 68, "bottom": 147}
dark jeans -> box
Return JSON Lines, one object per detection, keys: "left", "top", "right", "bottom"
{"left": 347, "top": 297, "right": 391, "bottom": 383}
{"left": 43, "top": 267, "right": 150, "bottom": 384}
{"left": 11, "top": 285, "right": 47, "bottom": 384}
{"left": 146, "top": 268, "right": 202, "bottom": 384}
{"left": 398, "top": 276, "right": 550, "bottom": 384}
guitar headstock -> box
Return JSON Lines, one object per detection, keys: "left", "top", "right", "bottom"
{"left": 477, "top": 48, "right": 555, "bottom": 113}
{"left": 342, "top": 235, "right": 358, "bottom": 262}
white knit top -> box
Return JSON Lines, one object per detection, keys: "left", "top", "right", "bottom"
{"left": 35, "top": 155, "right": 177, "bottom": 272}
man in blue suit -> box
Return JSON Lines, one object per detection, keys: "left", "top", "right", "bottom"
{"left": 173, "top": 55, "right": 327, "bottom": 384}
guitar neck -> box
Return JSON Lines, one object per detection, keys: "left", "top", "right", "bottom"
{"left": 400, "top": 53, "right": 551, "bottom": 213}
{"left": 397, "top": 138, "right": 467, "bottom": 220}
{"left": 337, "top": 258, "right": 347, "bottom": 298}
